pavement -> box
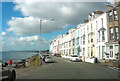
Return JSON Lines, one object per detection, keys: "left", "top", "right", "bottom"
{"left": 16, "top": 56, "right": 119, "bottom": 79}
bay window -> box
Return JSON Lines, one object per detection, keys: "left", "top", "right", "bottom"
{"left": 109, "top": 11, "right": 112, "bottom": 22}
{"left": 110, "top": 28, "right": 113, "bottom": 40}
{"left": 114, "top": 10, "right": 118, "bottom": 20}
{"left": 115, "top": 27, "right": 119, "bottom": 40}
{"left": 102, "top": 31, "right": 105, "bottom": 41}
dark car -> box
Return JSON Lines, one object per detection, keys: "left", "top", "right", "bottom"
{"left": 40, "top": 54, "right": 50, "bottom": 61}
{"left": 40, "top": 54, "right": 46, "bottom": 61}
{"left": 54, "top": 53, "right": 61, "bottom": 57}
{"left": 56, "top": 54, "right": 61, "bottom": 57}
{"left": 0, "top": 60, "right": 16, "bottom": 81}
{"left": 54, "top": 53, "right": 57, "bottom": 56}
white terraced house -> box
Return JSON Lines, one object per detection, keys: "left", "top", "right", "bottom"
{"left": 50, "top": 2, "right": 120, "bottom": 63}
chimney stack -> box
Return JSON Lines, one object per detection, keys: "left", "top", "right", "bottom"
{"left": 84, "top": 19, "right": 88, "bottom": 23}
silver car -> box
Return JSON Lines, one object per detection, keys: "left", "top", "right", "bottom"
{"left": 0, "top": 60, "right": 16, "bottom": 81}
{"left": 69, "top": 55, "right": 81, "bottom": 62}
{"left": 45, "top": 57, "right": 54, "bottom": 63}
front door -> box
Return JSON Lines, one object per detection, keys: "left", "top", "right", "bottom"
{"left": 109, "top": 46, "right": 113, "bottom": 58}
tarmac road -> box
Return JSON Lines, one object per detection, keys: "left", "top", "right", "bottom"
{"left": 16, "top": 56, "right": 119, "bottom": 79}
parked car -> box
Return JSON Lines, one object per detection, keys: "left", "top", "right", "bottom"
{"left": 40, "top": 54, "right": 46, "bottom": 61}
{"left": 69, "top": 55, "right": 80, "bottom": 62}
{"left": 52, "top": 53, "right": 54, "bottom": 56}
{"left": 45, "top": 57, "right": 54, "bottom": 63}
{"left": 64, "top": 55, "right": 71, "bottom": 59}
{"left": 54, "top": 53, "right": 61, "bottom": 57}
{"left": 40, "top": 54, "right": 50, "bottom": 61}
{"left": 56, "top": 54, "right": 61, "bottom": 57}
{"left": 54, "top": 53, "right": 57, "bottom": 56}
{"left": 0, "top": 60, "right": 16, "bottom": 81}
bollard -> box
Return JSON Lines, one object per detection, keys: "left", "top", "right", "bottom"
{"left": 9, "top": 59, "right": 12, "bottom": 65}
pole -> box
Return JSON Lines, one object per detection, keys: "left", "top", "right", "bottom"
{"left": 40, "top": 19, "right": 42, "bottom": 55}
{"left": 39, "top": 19, "right": 42, "bottom": 66}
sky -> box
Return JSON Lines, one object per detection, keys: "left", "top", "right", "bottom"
{"left": 0, "top": 0, "right": 114, "bottom": 51}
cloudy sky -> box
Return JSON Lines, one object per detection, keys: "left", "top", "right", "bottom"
{"left": 1, "top": 0, "right": 113, "bottom": 51}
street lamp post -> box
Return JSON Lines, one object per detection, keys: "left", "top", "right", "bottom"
{"left": 39, "top": 19, "right": 42, "bottom": 55}
{"left": 39, "top": 19, "right": 54, "bottom": 55}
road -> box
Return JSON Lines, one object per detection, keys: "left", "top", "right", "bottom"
{"left": 16, "top": 56, "right": 119, "bottom": 79}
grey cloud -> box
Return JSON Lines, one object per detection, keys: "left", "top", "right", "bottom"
{"left": 8, "top": 2, "right": 107, "bottom": 36}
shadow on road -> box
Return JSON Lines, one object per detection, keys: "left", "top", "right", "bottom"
{"left": 45, "top": 61, "right": 58, "bottom": 64}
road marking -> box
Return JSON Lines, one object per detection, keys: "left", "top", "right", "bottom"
{"left": 16, "top": 72, "right": 28, "bottom": 77}
{"left": 108, "top": 66, "right": 120, "bottom": 72}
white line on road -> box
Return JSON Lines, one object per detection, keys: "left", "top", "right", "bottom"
{"left": 108, "top": 66, "right": 120, "bottom": 72}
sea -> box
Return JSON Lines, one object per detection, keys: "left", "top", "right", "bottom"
{"left": 0, "top": 51, "right": 38, "bottom": 62}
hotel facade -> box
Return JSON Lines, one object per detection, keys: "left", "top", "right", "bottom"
{"left": 50, "top": 2, "right": 120, "bottom": 63}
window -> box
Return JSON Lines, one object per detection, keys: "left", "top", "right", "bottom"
{"left": 64, "top": 43, "right": 65, "bottom": 48}
{"left": 84, "top": 28, "right": 85, "bottom": 35}
{"left": 91, "top": 35, "right": 93, "bottom": 43}
{"left": 106, "top": 46, "right": 109, "bottom": 58}
{"left": 99, "top": 46, "right": 100, "bottom": 58}
{"left": 91, "top": 23, "right": 93, "bottom": 31}
{"left": 101, "top": 18, "right": 103, "bottom": 27}
{"left": 97, "top": 33, "right": 98, "bottom": 42}
{"left": 109, "top": 11, "right": 112, "bottom": 22}
{"left": 73, "top": 39, "right": 75, "bottom": 46}
{"left": 115, "top": 45, "right": 119, "bottom": 59}
{"left": 83, "top": 37, "right": 85, "bottom": 45}
{"left": 88, "top": 36, "right": 90, "bottom": 44}
{"left": 66, "top": 50, "right": 68, "bottom": 55}
{"left": 81, "top": 29, "right": 82, "bottom": 35}
{"left": 69, "top": 41, "right": 71, "bottom": 47}
{"left": 73, "top": 49, "right": 74, "bottom": 54}
{"left": 114, "top": 10, "right": 118, "bottom": 20}
{"left": 87, "top": 26, "right": 89, "bottom": 33}
{"left": 96, "top": 21, "right": 98, "bottom": 30}
{"left": 66, "top": 43, "right": 67, "bottom": 48}
{"left": 102, "top": 46, "right": 105, "bottom": 59}
{"left": 77, "top": 37, "right": 79, "bottom": 45}
{"left": 98, "top": 31, "right": 100, "bottom": 42}
{"left": 83, "top": 48, "right": 85, "bottom": 56}
{"left": 91, "top": 47, "right": 93, "bottom": 56}
{"left": 88, "top": 47, "right": 90, "bottom": 57}
{"left": 110, "top": 28, "right": 113, "bottom": 40}
{"left": 91, "top": 39, "right": 93, "bottom": 43}
{"left": 81, "top": 37, "right": 82, "bottom": 45}
{"left": 115, "top": 27, "right": 119, "bottom": 40}
{"left": 102, "top": 31, "right": 105, "bottom": 41}
{"left": 69, "top": 49, "right": 71, "bottom": 54}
